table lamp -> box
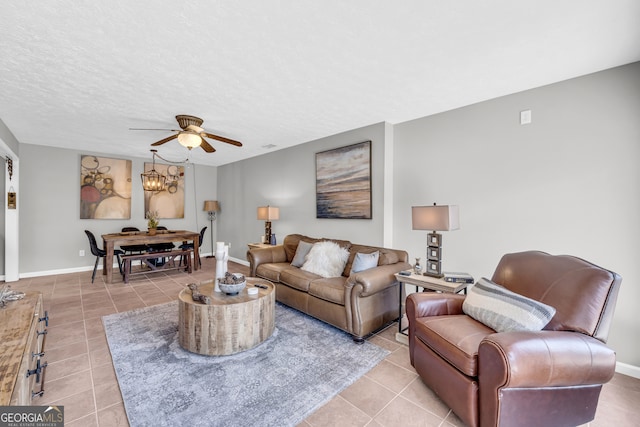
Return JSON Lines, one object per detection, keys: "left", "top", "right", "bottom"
{"left": 412, "top": 204, "right": 459, "bottom": 277}
{"left": 204, "top": 200, "right": 220, "bottom": 258}
{"left": 257, "top": 205, "right": 279, "bottom": 244}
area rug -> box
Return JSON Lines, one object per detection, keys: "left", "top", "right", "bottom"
{"left": 103, "top": 301, "right": 389, "bottom": 427}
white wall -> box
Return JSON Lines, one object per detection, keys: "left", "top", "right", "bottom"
{"left": 393, "top": 62, "right": 640, "bottom": 367}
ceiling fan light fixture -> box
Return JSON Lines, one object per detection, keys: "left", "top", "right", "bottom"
{"left": 177, "top": 131, "right": 202, "bottom": 149}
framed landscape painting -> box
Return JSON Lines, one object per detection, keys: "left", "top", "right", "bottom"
{"left": 80, "top": 155, "right": 132, "bottom": 219}
{"left": 316, "top": 140, "right": 372, "bottom": 219}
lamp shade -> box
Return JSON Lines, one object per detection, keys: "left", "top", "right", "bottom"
{"left": 257, "top": 206, "right": 279, "bottom": 221}
{"left": 203, "top": 200, "right": 220, "bottom": 212}
{"left": 412, "top": 205, "right": 460, "bottom": 231}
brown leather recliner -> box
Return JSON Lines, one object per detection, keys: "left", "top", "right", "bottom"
{"left": 407, "top": 251, "right": 622, "bottom": 427}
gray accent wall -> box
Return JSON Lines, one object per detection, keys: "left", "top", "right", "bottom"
{"left": 393, "top": 62, "right": 640, "bottom": 367}
{"left": 18, "top": 144, "right": 218, "bottom": 274}
{"left": 216, "top": 62, "right": 639, "bottom": 369}
{"left": 217, "top": 123, "right": 390, "bottom": 260}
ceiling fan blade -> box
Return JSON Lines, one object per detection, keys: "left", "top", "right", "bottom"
{"left": 202, "top": 133, "right": 243, "bottom": 147}
{"left": 151, "top": 133, "right": 178, "bottom": 146}
{"left": 199, "top": 138, "right": 216, "bottom": 153}
{"left": 129, "top": 128, "right": 181, "bottom": 131}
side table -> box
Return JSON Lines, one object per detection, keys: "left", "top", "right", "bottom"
{"left": 395, "top": 272, "right": 470, "bottom": 344}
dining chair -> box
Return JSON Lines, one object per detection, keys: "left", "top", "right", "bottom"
{"left": 120, "top": 227, "right": 148, "bottom": 254}
{"left": 179, "top": 226, "right": 207, "bottom": 268}
{"left": 147, "top": 226, "right": 175, "bottom": 266}
{"left": 85, "top": 230, "right": 124, "bottom": 283}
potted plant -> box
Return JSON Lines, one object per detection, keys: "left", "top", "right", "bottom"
{"left": 146, "top": 210, "right": 159, "bottom": 235}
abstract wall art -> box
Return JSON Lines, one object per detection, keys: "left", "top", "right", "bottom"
{"left": 80, "top": 155, "right": 132, "bottom": 219}
{"left": 143, "top": 162, "right": 185, "bottom": 219}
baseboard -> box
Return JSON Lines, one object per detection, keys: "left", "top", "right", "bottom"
{"left": 229, "top": 256, "right": 249, "bottom": 266}
{"left": 616, "top": 362, "right": 640, "bottom": 379}
{"left": 20, "top": 265, "right": 100, "bottom": 278}
{"left": 15, "top": 252, "right": 241, "bottom": 280}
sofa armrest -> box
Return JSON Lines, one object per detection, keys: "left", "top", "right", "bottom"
{"left": 346, "top": 262, "right": 412, "bottom": 297}
{"left": 480, "top": 331, "right": 616, "bottom": 389}
{"left": 247, "top": 245, "right": 287, "bottom": 276}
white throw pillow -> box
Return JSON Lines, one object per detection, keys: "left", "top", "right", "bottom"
{"left": 350, "top": 251, "right": 379, "bottom": 274}
{"left": 291, "top": 240, "right": 314, "bottom": 267}
{"left": 301, "top": 241, "right": 350, "bottom": 278}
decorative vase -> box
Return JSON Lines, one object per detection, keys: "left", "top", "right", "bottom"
{"left": 414, "top": 258, "right": 422, "bottom": 275}
{"left": 222, "top": 244, "right": 229, "bottom": 276}
{"left": 214, "top": 242, "right": 225, "bottom": 292}
{"left": 148, "top": 228, "right": 157, "bottom": 236}
{"left": 270, "top": 233, "right": 276, "bottom": 245}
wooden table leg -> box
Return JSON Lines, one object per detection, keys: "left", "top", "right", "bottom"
{"left": 192, "top": 239, "right": 199, "bottom": 271}
{"left": 104, "top": 241, "right": 115, "bottom": 283}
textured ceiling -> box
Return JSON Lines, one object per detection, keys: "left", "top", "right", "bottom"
{"left": 1, "top": 1, "right": 639, "bottom": 166}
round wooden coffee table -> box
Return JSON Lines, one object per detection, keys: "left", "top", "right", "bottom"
{"left": 178, "top": 277, "right": 275, "bottom": 356}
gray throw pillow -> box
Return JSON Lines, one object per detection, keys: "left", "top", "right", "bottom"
{"left": 350, "top": 251, "right": 380, "bottom": 274}
{"left": 291, "top": 240, "right": 314, "bottom": 267}
{"left": 462, "top": 277, "right": 556, "bottom": 333}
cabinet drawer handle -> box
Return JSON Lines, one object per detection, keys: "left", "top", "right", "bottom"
{"left": 37, "top": 329, "right": 48, "bottom": 337}
{"left": 26, "top": 359, "right": 48, "bottom": 383}
{"left": 39, "top": 311, "right": 49, "bottom": 327}
{"left": 32, "top": 389, "right": 45, "bottom": 398}
{"left": 32, "top": 351, "right": 45, "bottom": 360}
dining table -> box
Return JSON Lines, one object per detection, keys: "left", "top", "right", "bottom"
{"left": 101, "top": 229, "right": 200, "bottom": 283}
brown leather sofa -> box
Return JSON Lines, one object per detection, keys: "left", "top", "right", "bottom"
{"left": 247, "top": 234, "right": 411, "bottom": 342}
{"left": 407, "top": 251, "right": 622, "bottom": 427}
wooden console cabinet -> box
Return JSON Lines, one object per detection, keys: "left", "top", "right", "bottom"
{"left": 0, "top": 292, "right": 48, "bottom": 405}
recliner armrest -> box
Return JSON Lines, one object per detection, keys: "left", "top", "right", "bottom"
{"left": 406, "top": 292, "right": 466, "bottom": 319}
{"left": 247, "top": 245, "right": 287, "bottom": 276}
{"left": 479, "top": 330, "right": 616, "bottom": 388}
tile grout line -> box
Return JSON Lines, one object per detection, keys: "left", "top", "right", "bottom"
{"left": 83, "top": 277, "right": 103, "bottom": 426}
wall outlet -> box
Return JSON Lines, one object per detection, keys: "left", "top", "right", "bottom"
{"left": 520, "top": 109, "right": 532, "bottom": 125}
{"left": 79, "top": 250, "right": 85, "bottom": 257}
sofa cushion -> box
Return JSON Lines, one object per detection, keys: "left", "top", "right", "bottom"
{"left": 308, "top": 276, "right": 347, "bottom": 305}
{"left": 301, "top": 241, "right": 350, "bottom": 278}
{"left": 414, "top": 314, "right": 494, "bottom": 377}
{"left": 462, "top": 277, "right": 556, "bottom": 333}
{"left": 291, "top": 240, "right": 314, "bottom": 267}
{"left": 283, "top": 234, "right": 352, "bottom": 263}
{"left": 280, "top": 268, "right": 321, "bottom": 292}
{"left": 350, "top": 251, "right": 379, "bottom": 274}
{"left": 378, "top": 249, "right": 399, "bottom": 265}
{"left": 343, "top": 245, "right": 377, "bottom": 276}
{"left": 255, "top": 262, "right": 291, "bottom": 283}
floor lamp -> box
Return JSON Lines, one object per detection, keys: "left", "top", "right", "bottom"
{"left": 204, "top": 201, "right": 220, "bottom": 258}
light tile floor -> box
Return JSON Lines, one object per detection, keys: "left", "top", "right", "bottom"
{"left": 6, "top": 257, "right": 639, "bottom": 426}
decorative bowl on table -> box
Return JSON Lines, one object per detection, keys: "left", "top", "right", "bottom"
{"left": 218, "top": 273, "right": 247, "bottom": 295}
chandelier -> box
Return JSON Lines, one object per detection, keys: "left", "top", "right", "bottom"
{"left": 140, "top": 149, "right": 167, "bottom": 192}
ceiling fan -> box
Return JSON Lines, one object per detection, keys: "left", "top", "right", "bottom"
{"left": 131, "top": 115, "right": 243, "bottom": 153}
